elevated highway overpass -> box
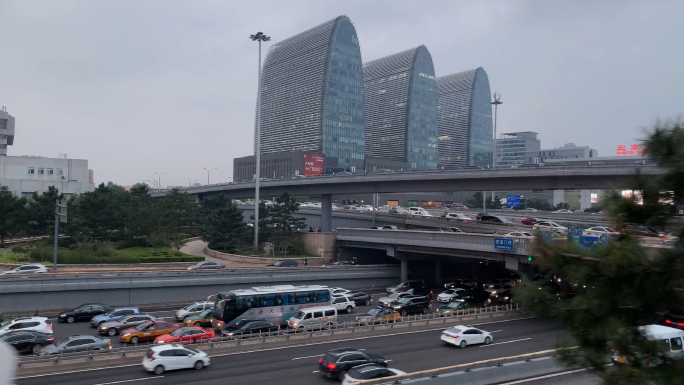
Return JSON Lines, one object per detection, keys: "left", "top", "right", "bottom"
{"left": 154, "top": 164, "right": 664, "bottom": 232}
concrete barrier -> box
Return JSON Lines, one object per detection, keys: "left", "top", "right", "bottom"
{"left": 203, "top": 247, "right": 325, "bottom": 266}
{"left": 0, "top": 266, "right": 400, "bottom": 312}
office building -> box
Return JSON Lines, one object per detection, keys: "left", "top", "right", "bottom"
{"left": 0, "top": 107, "right": 95, "bottom": 197}
{"left": 525, "top": 143, "right": 598, "bottom": 164}
{"left": 257, "top": 15, "right": 365, "bottom": 173}
{"left": 0, "top": 107, "right": 15, "bottom": 156}
{"left": 494, "top": 132, "right": 541, "bottom": 167}
{"left": 436, "top": 68, "right": 494, "bottom": 169}
{"left": 233, "top": 151, "right": 326, "bottom": 182}
{"left": 363, "top": 45, "right": 438, "bottom": 170}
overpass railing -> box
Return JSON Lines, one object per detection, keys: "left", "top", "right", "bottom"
{"left": 336, "top": 228, "right": 535, "bottom": 256}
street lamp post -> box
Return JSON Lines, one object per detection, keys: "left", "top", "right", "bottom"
{"left": 491, "top": 92, "right": 502, "bottom": 203}
{"left": 154, "top": 172, "right": 166, "bottom": 190}
{"left": 203, "top": 167, "right": 217, "bottom": 185}
{"left": 250, "top": 31, "right": 271, "bottom": 251}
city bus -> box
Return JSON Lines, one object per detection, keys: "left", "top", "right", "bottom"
{"left": 210, "top": 285, "right": 332, "bottom": 329}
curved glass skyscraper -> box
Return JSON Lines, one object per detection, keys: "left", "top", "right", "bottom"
{"left": 436, "top": 67, "right": 494, "bottom": 169}
{"left": 257, "top": 16, "right": 365, "bottom": 172}
{"left": 363, "top": 46, "right": 438, "bottom": 170}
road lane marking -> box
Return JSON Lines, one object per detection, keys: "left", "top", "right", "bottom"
{"left": 496, "top": 368, "right": 588, "bottom": 384}
{"left": 312, "top": 370, "right": 320, "bottom": 373}
{"left": 292, "top": 348, "right": 365, "bottom": 360}
{"left": 480, "top": 337, "right": 531, "bottom": 347}
{"left": 490, "top": 330, "right": 504, "bottom": 333}
{"left": 93, "top": 377, "right": 162, "bottom": 385}
{"left": 17, "top": 316, "right": 536, "bottom": 379}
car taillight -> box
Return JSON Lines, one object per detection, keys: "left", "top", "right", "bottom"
{"left": 451, "top": 335, "right": 460, "bottom": 338}
{"left": 148, "top": 356, "right": 155, "bottom": 362}
{"left": 46, "top": 323, "right": 52, "bottom": 328}
{"left": 666, "top": 320, "right": 672, "bottom": 324}
{"left": 327, "top": 364, "right": 337, "bottom": 369}
{"left": 50, "top": 337, "right": 54, "bottom": 341}
{"left": 319, "top": 359, "right": 323, "bottom": 363}
{"left": 108, "top": 342, "right": 112, "bottom": 346}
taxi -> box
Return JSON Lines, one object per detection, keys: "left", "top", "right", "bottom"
{"left": 120, "top": 320, "right": 180, "bottom": 345}
{"left": 183, "top": 309, "right": 214, "bottom": 328}
{"left": 436, "top": 300, "right": 479, "bottom": 317}
{"left": 355, "top": 308, "right": 401, "bottom": 325}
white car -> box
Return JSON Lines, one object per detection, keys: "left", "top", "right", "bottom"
{"left": 330, "top": 287, "right": 353, "bottom": 297}
{"left": 442, "top": 213, "right": 472, "bottom": 221}
{"left": 330, "top": 296, "right": 356, "bottom": 313}
{"left": 408, "top": 207, "right": 432, "bottom": 218}
{"left": 356, "top": 205, "right": 375, "bottom": 212}
{"left": 526, "top": 208, "right": 540, "bottom": 212}
{"left": 533, "top": 221, "right": 568, "bottom": 233}
{"left": 142, "top": 344, "right": 210, "bottom": 375}
{"left": 437, "top": 288, "right": 467, "bottom": 303}
{"left": 584, "top": 226, "right": 620, "bottom": 236}
{"left": 0, "top": 317, "right": 53, "bottom": 336}
{"left": 342, "top": 363, "right": 406, "bottom": 385}
{"left": 1, "top": 264, "right": 49, "bottom": 275}
{"left": 441, "top": 325, "right": 493, "bottom": 347}
{"left": 505, "top": 231, "right": 534, "bottom": 238}
{"left": 552, "top": 209, "right": 573, "bottom": 214}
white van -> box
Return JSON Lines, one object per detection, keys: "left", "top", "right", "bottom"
{"left": 612, "top": 324, "right": 684, "bottom": 365}
{"left": 287, "top": 306, "right": 338, "bottom": 330}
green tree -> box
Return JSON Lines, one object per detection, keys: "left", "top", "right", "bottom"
{"left": 64, "top": 184, "right": 129, "bottom": 241}
{"left": 0, "top": 186, "right": 26, "bottom": 245}
{"left": 268, "top": 192, "right": 307, "bottom": 238}
{"left": 25, "top": 186, "right": 62, "bottom": 237}
{"left": 199, "top": 194, "right": 247, "bottom": 251}
{"left": 466, "top": 191, "right": 484, "bottom": 209}
{"left": 515, "top": 120, "right": 684, "bottom": 384}
{"left": 164, "top": 188, "right": 199, "bottom": 233}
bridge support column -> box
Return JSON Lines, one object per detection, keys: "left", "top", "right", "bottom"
{"left": 399, "top": 255, "right": 408, "bottom": 281}
{"left": 321, "top": 194, "right": 332, "bottom": 232}
{"left": 435, "top": 259, "right": 442, "bottom": 285}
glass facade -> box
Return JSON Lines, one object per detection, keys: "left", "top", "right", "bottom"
{"left": 257, "top": 16, "right": 365, "bottom": 173}
{"left": 322, "top": 19, "right": 365, "bottom": 172}
{"left": 436, "top": 68, "right": 493, "bottom": 169}
{"left": 363, "top": 46, "right": 438, "bottom": 170}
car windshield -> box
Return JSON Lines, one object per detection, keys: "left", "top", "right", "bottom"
{"left": 447, "top": 327, "right": 463, "bottom": 333}
{"left": 493, "top": 285, "right": 503, "bottom": 289}
{"left": 367, "top": 308, "right": 381, "bottom": 316}
{"left": 183, "top": 303, "right": 198, "bottom": 310}
{"left": 170, "top": 328, "right": 188, "bottom": 337}
{"left": 396, "top": 298, "right": 410, "bottom": 304}
{"left": 56, "top": 338, "right": 71, "bottom": 346}
{"left": 199, "top": 309, "right": 212, "bottom": 317}
{"left": 135, "top": 321, "right": 152, "bottom": 330}
{"left": 444, "top": 289, "right": 456, "bottom": 295}
{"left": 293, "top": 311, "right": 305, "bottom": 319}
{"left": 103, "top": 310, "right": 116, "bottom": 316}
{"left": 388, "top": 293, "right": 401, "bottom": 299}
{"left": 446, "top": 302, "right": 462, "bottom": 309}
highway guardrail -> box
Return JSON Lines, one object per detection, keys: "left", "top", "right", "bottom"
{"left": 16, "top": 303, "right": 520, "bottom": 367}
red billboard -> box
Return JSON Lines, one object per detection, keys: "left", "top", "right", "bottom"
{"left": 303, "top": 153, "right": 325, "bottom": 176}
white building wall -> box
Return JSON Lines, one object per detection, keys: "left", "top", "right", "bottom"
{"left": 0, "top": 156, "right": 95, "bottom": 197}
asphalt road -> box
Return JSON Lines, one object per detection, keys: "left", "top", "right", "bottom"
{"left": 46, "top": 294, "right": 387, "bottom": 348}
{"left": 496, "top": 368, "right": 601, "bottom": 385}
{"left": 17, "top": 317, "right": 566, "bottom": 385}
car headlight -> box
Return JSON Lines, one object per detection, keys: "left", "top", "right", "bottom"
{"left": 122, "top": 333, "right": 130, "bottom": 337}
{"left": 100, "top": 326, "right": 107, "bottom": 329}
{"left": 60, "top": 313, "right": 66, "bottom": 317}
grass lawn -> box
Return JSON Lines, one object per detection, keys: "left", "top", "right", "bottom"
{"left": 119, "top": 247, "right": 196, "bottom": 258}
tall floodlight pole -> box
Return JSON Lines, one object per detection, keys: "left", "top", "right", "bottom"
{"left": 250, "top": 31, "right": 271, "bottom": 251}
{"left": 203, "top": 167, "right": 217, "bottom": 185}
{"left": 490, "top": 92, "right": 502, "bottom": 203}
{"left": 154, "top": 172, "right": 166, "bottom": 190}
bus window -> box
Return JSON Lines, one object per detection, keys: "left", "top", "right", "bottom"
{"left": 317, "top": 290, "right": 330, "bottom": 302}
{"left": 275, "top": 294, "right": 289, "bottom": 305}
{"left": 237, "top": 296, "right": 254, "bottom": 310}
{"left": 671, "top": 337, "right": 683, "bottom": 351}
{"left": 263, "top": 294, "right": 275, "bottom": 307}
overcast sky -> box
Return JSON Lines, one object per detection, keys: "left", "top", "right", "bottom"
{"left": 1, "top": 0, "right": 682, "bottom": 187}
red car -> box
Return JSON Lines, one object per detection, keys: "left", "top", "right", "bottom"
{"left": 154, "top": 326, "right": 215, "bottom": 345}
{"left": 520, "top": 217, "right": 541, "bottom": 226}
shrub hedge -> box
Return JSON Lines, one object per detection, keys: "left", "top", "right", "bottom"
{"left": 140, "top": 256, "right": 204, "bottom": 263}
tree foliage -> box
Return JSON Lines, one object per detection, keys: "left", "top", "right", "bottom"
{"left": 515, "top": 119, "right": 684, "bottom": 384}
{"left": 199, "top": 194, "right": 247, "bottom": 251}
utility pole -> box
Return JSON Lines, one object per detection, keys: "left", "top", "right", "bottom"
{"left": 154, "top": 172, "right": 166, "bottom": 190}
{"left": 203, "top": 167, "right": 217, "bottom": 185}
{"left": 53, "top": 199, "right": 67, "bottom": 270}
{"left": 250, "top": 31, "right": 271, "bottom": 251}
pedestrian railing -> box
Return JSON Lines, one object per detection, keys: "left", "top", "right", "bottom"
{"left": 17, "top": 304, "right": 520, "bottom": 367}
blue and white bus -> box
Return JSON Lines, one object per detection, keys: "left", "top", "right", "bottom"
{"left": 210, "top": 285, "right": 332, "bottom": 329}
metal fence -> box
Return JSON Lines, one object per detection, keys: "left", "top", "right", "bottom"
{"left": 16, "top": 304, "right": 520, "bottom": 367}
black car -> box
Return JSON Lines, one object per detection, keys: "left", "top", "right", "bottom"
{"left": 0, "top": 330, "right": 54, "bottom": 355}
{"left": 346, "top": 292, "right": 373, "bottom": 306}
{"left": 476, "top": 213, "right": 512, "bottom": 224}
{"left": 221, "top": 320, "right": 279, "bottom": 338}
{"left": 58, "top": 303, "right": 113, "bottom": 323}
{"left": 390, "top": 295, "right": 431, "bottom": 316}
{"left": 272, "top": 260, "right": 299, "bottom": 267}
{"left": 491, "top": 289, "right": 514, "bottom": 305}
{"left": 319, "top": 347, "right": 388, "bottom": 380}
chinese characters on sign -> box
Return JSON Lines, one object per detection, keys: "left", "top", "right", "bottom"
{"left": 616, "top": 144, "right": 643, "bottom": 155}
{"left": 494, "top": 238, "right": 514, "bottom": 251}
{"left": 302, "top": 153, "right": 325, "bottom": 176}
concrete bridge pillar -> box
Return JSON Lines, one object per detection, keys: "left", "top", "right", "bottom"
{"left": 399, "top": 255, "right": 408, "bottom": 281}
{"left": 321, "top": 194, "right": 332, "bottom": 232}
{"left": 435, "top": 259, "right": 443, "bottom": 285}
